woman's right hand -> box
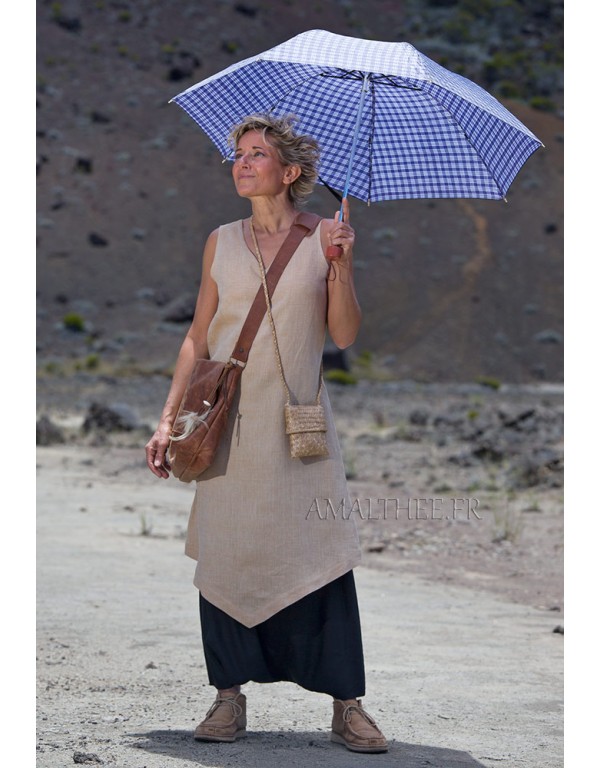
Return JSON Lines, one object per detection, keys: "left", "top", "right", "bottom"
{"left": 145, "top": 228, "right": 219, "bottom": 481}
{"left": 145, "top": 422, "right": 172, "bottom": 479}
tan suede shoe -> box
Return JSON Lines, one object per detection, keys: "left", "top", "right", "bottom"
{"left": 194, "top": 692, "right": 247, "bottom": 742}
{"left": 331, "top": 698, "right": 388, "bottom": 753}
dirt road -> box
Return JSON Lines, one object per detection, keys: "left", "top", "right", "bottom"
{"left": 36, "top": 443, "right": 563, "bottom": 767}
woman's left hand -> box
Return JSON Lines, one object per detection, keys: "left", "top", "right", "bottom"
{"left": 145, "top": 421, "right": 173, "bottom": 479}
{"left": 326, "top": 198, "right": 355, "bottom": 263}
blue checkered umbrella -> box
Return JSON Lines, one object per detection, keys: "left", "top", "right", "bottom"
{"left": 170, "top": 29, "right": 542, "bottom": 204}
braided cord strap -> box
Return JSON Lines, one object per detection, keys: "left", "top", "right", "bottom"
{"left": 249, "top": 217, "right": 323, "bottom": 406}
{"left": 249, "top": 216, "right": 328, "bottom": 459}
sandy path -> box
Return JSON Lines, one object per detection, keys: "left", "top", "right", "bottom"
{"left": 36, "top": 445, "right": 562, "bottom": 767}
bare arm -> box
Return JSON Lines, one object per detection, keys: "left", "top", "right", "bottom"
{"left": 321, "top": 199, "right": 362, "bottom": 349}
{"left": 145, "top": 229, "right": 220, "bottom": 478}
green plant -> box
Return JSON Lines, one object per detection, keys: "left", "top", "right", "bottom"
{"left": 343, "top": 451, "right": 357, "bottom": 480}
{"left": 443, "top": 12, "right": 476, "bottom": 44}
{"left": 63, "top": 313, "right": 85, "bottom": 332}
{"left": 523, "top": 499, "right": 542, "bottom": 512}
{"left": 483, "top": 50, "right": 528, "bottom": 86}
{"left": 355, "top": 350, "right": 373, "bottom": 366}
{"left": 161, "top": 42, "right": 178, "bottom": 54}
{"left": 460, "top": 0, "right": 495, "bottom": 16}
{"left": 139, "top": 514, "right": 153, "bottom": 537}
{"left": 324, "top": 369, "right": 358, "bottom": 385}
{"left": 529, "top": 96, "right": 556, "bottom": 112}
{"left": 496, "top": 80, "right": 522, "bottom": 99}
{"left": 492, "top": 501, "right": 523, "bottom": 544}
{"left": 476, "top": 376, "right": 501, "bottom": 390}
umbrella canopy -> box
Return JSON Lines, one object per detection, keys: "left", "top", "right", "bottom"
{"left": 170, "top": 29, "right": 542, "bottom": 203}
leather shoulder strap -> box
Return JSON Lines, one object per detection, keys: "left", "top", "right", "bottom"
{"left": 231, "top": 213, "right": 322, "bottom": 364}
{"left": 293, "top": 211, "right": 322, "bottom": 234}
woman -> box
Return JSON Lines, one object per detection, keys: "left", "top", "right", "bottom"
{"left": 145, "top": 113, "right": 388, "bottom": 754}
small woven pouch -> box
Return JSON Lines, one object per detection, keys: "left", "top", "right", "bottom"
{"left": 284, "top": 400, "right": 328, "bottom": 459}
{"left": 250, "top": 218, "right": 329, "bottom": 459}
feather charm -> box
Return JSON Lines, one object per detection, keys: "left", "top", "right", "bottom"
{"left": 170, "top": 407, "right": 212, "bottom": 441}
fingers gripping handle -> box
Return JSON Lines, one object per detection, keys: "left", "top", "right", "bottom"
{"left": 326, "top": 199, "right": 345, "bottom": 261}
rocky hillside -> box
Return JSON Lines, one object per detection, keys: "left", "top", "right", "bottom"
{"left": 36, "top": 0, "right": 563, "bottom": 385}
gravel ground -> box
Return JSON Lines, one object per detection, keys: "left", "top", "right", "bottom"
{"left": 35, "top": 376, "right": 564, "bottom": 767}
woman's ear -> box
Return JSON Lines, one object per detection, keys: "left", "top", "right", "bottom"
{"left": 283, "top": 165, "right": 301, "bottom": 185}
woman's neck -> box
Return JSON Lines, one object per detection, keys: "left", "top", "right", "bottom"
{"left": 250, "top": 198, "right": 297, "bottom": 235}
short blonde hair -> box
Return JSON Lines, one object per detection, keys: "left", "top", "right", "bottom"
{"left": 228, "top": 113, "right": 320, "bottom": 205}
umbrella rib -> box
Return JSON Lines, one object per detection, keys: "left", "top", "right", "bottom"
{"left": 367, "top": 78, "right": 375, "bottom": 206}
{"left": 267, "top": 71, "right": 328, "bottom": 113}
{"left": 318, "top": 176, "right": 343, "bottom": 203}
{"left": 319, "top": 69, "right": 365, "bottom": 82}
{"left": 373, "top": 74, "right": 422, "bottom": 90}
{"left": 425, "top": 93, "right": 507, "bottom": 199}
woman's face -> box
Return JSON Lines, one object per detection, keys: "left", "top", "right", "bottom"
{"left": 232, "top": 129, "right": 296, "bottom": 199}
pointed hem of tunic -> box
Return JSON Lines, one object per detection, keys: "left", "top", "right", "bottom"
{"left": 193, "top": 555, "right": 362, "bottom": 629}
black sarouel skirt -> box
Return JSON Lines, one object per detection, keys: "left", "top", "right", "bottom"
{"left": 199, "top": 570, "right": 366, "bottom": 700}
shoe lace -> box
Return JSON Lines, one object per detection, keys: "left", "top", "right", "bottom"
{"left": 206, "top": 696, "right": 243, "bottom": 719}
{"left": 342, "top": 702, "right": 377, "bottom": 727}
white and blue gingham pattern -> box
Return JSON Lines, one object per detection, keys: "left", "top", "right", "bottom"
{"left": 172, "top": 30, "right": 542, "bottom": 201}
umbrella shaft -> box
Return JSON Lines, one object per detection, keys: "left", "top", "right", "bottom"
{"left": 338, "top": 72, "right": 370, "bottom": 221}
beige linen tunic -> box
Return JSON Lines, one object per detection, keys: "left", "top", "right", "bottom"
{"left": 185, "top": 219, "right": 361, "bottom": 628}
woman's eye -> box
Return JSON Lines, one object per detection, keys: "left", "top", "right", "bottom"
{"left": 234, "top": 151, "right": 264, "bottom": 160}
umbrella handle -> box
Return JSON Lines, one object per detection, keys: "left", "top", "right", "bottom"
{"left": 326, "top": 198, "right": 346, "bottom": 261}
